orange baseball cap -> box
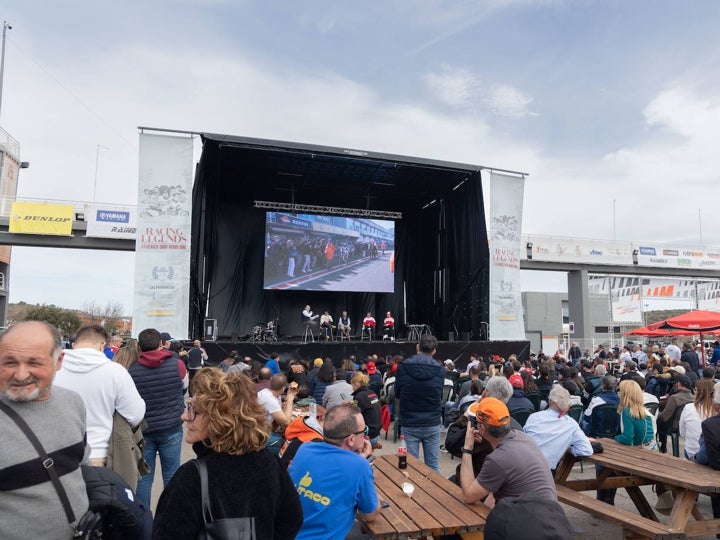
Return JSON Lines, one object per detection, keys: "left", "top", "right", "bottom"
{"left": 468, "top": 397, "right": 511, "bottom": 427}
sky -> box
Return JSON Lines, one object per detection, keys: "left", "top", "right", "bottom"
{"left": 2, "top": 0, "right": 720, "bottom": 315}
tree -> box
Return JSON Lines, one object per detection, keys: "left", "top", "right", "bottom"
{"left": 82, "top": 301, "right": 125, "bottom": 334}
{"left": 23, "top": 304, "right": 81, "bottom": 337}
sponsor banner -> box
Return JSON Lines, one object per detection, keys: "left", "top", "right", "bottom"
{"left": 85, "top": 206, "right": 137, "bottom": 240}
{"left": 524, "top": 235, "right": 634, "bottom": 265}
{"left": 9, "top": 202, "right": 74, "bottom": 235}
{"left": 133, "top": 134, "right": 193, "bottom": 339}
{"left": 611, "top": 297, "right": 642, "bottom": 323}
{"left": 636, "top": 245, "right": 720, "bottom": 269}
{"left": 488, "top": 172, "right": 525, "bottom": 340}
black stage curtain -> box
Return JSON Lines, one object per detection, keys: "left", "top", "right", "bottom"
{"left": 190, "top": 136, "right": 489, "bottom": 341}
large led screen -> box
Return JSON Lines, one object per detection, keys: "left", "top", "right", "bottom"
{"left": 263, "top": 212, "right": 395, "bottom": 292}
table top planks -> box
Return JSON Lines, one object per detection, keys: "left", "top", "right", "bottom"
{"left": 362, "top": 454, "right": 489, "bottom": 539}
{"left": 583, "top": 439, "right": 720, "bottom": 493}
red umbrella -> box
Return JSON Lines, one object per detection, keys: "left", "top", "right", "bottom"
{"left": 659, "top": 309, "right": 720, "bottom": 368}
{"left": 660, "top": 309, "right": 720, "bottom": 332}
{"left": 624, "top": 327, "right": 696, "bottom": 337}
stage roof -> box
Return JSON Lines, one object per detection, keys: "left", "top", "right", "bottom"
{"left": 199, "top": 132, "right": 524, "bottom": 213}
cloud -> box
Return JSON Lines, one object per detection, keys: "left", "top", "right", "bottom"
{"left": 521, "top": 85, "right": 720, "bottom": 246}
{"left": 484, "top": 84, "right": 537, "bottom": 117}
{"left": 423, "top": 65, "right": 536, "bottom": 117}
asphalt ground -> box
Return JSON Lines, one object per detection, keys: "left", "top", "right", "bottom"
{"left": 148, "top": 426, "right": 720, "bottom": 540}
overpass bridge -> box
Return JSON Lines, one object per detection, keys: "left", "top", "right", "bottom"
{"left": 1, "top": 197, "right": 718, "bottom": 341}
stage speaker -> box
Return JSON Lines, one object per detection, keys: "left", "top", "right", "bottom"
{"left": 448, "top": 332, "right": 455, "bottom": 342}
{"left": 231, "top": 332, "right": 239, "bottom": 341}
{"left": 461, "top": 332, "right": 471, "bottom": 341}
{"left": 205, "top": 319, "right": 217, "bottom": 341}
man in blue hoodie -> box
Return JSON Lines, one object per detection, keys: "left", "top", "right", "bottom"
{"left": 395, "top": 334, "right": 444, "bottom": 471}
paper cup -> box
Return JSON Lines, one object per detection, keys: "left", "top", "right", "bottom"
{"left": 401, "top": 482, "right": 415, "bottom": 498}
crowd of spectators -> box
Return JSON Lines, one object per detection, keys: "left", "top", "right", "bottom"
{"left": 9, "top": 322, "right": 720, "bottom": 539}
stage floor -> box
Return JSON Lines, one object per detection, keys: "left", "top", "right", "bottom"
{"left": 202, "top": 339, "right": 530, "bottom": 369}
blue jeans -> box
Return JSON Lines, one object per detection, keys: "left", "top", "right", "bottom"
{"left": 136, "top": 428, "right": 183, "bottom": 507}
{"left": 401, "top": 424, "right": 441, "bottom": 472}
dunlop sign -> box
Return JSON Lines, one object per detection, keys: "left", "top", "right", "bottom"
{"left": 9, "top": 202, "right": 74, "bottom": 235}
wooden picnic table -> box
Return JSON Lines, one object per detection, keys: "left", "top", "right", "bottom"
{"left": 359, "top": 454, "right": 489, "bottom": 539}
{"left": 555, "top": 438, "right": 720, "bottom": 538}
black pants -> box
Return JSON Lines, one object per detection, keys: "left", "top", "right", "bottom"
{"left": 596, "top": 464, "right": 617, "bottom": 505}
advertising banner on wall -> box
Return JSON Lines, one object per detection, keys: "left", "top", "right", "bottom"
{"left": 611, "top": 296, "right": 642, "bottom": 323}
{"left": 85, "top": 206, "right": 137, "bottom": 240}
{"left": 132, "top": 134, "right": 193, "bottom": 339}
{"left": 488, "top": 172, "right": 525, "bottom": 340}
{"left": 9, "top": 202, "right": 74, "bottom": 235}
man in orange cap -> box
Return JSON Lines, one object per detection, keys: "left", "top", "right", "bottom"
{"left": 459, "top": 397, "right": 556, "bottom": 507}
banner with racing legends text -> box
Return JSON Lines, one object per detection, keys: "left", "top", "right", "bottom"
{"left": 132, "top": 133, "right": 193, "bottom": 340}
{"left": 488, "top": 172, "right": 526, "bottom": 340}
{"left": 9, "top": 201, "right": 74, "bottom": 235}
{"left": 85, "top": 206, "right": 137, "bottom": 240}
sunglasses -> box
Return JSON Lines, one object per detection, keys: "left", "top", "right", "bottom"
{"left": 340, "top": 425, "right": 369, "bottom": 438}
{"left": 475, "top": 411, "right": 509, "bottom": 426}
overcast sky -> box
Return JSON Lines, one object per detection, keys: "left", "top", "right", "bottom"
{"left": 2, "top": 1, "right": 720, "bottom": 314}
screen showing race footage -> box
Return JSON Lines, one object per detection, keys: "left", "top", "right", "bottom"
{"left": 263, "top": 212, "right": 395, "bottom": 293}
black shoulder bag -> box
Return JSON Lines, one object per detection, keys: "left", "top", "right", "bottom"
{"left": 192, "top": 459, "right": 256, "bottom": 540}
{"left": 0, "top": 400, "right": 102, "bottom": 539}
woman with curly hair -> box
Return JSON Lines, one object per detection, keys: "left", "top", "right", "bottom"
{"left": 153, "top": 368, "right": 302, "bottom": 539}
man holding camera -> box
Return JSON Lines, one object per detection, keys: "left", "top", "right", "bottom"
{"left": 459, "top": 397, "right": 556, "bottom": 507}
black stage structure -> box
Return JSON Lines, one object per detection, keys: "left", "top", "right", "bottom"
{"left": 189, "top": 133, "right": 529, "bottom": 362}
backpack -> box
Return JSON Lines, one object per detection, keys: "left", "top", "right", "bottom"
{"left": 81, "top": 465, "right": 153, "bottom": 540}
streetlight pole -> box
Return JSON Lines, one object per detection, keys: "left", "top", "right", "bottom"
{"left": 0, "top": 21, "right": 12, "bottom": 121}
{"left": 93, "top": 144, "right": 109, "bottom": 202}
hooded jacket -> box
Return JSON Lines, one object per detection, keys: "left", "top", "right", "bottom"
{"left": 395, "top": 353, "right": 444, "bottom": 427}
{"left": 129, "top": 349, "right": 185, "bottom": 435}
{"left": 54, "top": 347, "right": 146, "bottom": 459}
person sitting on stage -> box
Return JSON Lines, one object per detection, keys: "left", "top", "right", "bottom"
{"left": 362, "top": 312, "right": 376, "bottom": 335}
{"left": 383, "top": 311, "right": 395, "bottom": 341}
{"left": 337, "top": 311, "right": 351, "bottom": 339}
{"left": 302, "top": 305, "right": 319, "bottom": 326}
{"left": 320, "top": 310, "right": 334, "bottom": 341}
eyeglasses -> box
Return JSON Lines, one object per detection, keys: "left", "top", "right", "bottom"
{"left": 349, "top": 425, "right": 369, "bottom": 437}
{"left": 184, "top": 401, "right": 197, "bottom": 422}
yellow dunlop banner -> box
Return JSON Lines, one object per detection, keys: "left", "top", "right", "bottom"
{"left": 9, "top": 202, "right": 74, "bottom": 235}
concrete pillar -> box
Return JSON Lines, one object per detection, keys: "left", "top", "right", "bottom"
{"left": 568, "top": 269, "right": 591, "bottom": 342}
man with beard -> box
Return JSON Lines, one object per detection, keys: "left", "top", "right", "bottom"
{"left": 0, "top": 321, "right": 89, "bottom": 540}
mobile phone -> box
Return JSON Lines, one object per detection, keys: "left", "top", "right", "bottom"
{"left": 381, "top": 501, "right": 390, "bottom": 508}
{"left": 469, "top": 416, "right": 478, "bottom": 429}
{"left": 367, "top": 454, "right": 376, "bottom": 463}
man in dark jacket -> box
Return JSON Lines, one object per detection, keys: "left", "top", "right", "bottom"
{"left": 395, "top": 334, "right": 444, "bottom": 471}
{"left": 681, "top": 341, "right": 701, "bottom": 378}
{"left": 657, "top": 374, "right": 695, "bottom": 453}
{"left": 129, "top": 328, "right": 187, "bottom": 506}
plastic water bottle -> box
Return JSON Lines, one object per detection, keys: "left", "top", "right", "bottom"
{"left": 398, "top": 435, "right": 407, "bottom": 469}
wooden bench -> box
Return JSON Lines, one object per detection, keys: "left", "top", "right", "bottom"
{"left": 556, "top": 485, "right": 686, "bottom": 540}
